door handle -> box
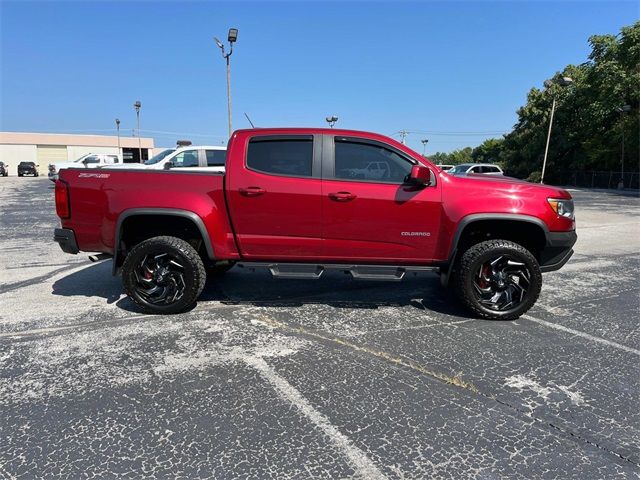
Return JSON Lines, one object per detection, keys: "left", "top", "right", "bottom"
{"left": 239, "top": 186, "right": 266, "bottom": 197}
{"left": 328, "top": 191, "right": 357, "bottom": 202}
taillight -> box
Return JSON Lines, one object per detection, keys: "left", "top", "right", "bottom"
{"left": 55, "top": 180, "right": 70, "bottom": 219}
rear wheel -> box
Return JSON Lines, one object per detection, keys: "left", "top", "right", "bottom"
{"left": 454, "top": 239, "right": 542, "bottom": 320}
{"left": 122, "top": 236, "right": 206, "bottom": 314}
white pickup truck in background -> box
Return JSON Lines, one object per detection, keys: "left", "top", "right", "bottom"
{"left": 48, "top": 153, "right": 120, "bottom": 181}
{"left": 103, "top": 145, "right": 227, "bottom": 173}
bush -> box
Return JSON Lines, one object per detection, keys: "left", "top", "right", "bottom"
{"left": 526, "top": 171, "right": 542, "bottom": 183}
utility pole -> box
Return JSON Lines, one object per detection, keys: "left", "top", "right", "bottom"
{"left": 617, "top": 105, "right": 631, "bottom": 188}
{"left": 541, "top": 76, "right": 573, "bottom": 184}
{"left": 133, "top": 101, "right": 142, "bottom": 162}
{"left": 115, "top": 118, "right": 121, "bottom": 161}
{"left": 399, "top": 130, "right": 408, "bottom": 144}
{"left": 215, "top": 28, "right": 238, "bottom": 139}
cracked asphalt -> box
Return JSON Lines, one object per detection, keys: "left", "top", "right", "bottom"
{"left": 1, "top": 177, "right": 638, "bottom": 479}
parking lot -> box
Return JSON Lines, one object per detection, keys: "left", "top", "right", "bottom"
{"left": 0, "top": 177, "right": 638, "bottom": 478}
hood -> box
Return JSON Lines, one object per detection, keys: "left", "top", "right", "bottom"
{"left": 442, "top": 172, "right": 572, "bottom": 199}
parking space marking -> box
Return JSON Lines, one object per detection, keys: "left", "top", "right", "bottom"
{"left": 255, "top": 315, "right": 479, "bottom": 393}
{"left": 244, "top": 356, "right": 387, "bottom": 480}
{"left": 522, "top": 315, "right": 640, "bottom": 356}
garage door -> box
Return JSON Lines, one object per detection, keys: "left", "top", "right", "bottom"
{"left": 37, "top": 145, "right": 68, "bottom": 165}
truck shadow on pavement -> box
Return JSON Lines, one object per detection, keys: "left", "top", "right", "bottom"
{"left": 52, "top": 261, "right": 473, "bottom": 319}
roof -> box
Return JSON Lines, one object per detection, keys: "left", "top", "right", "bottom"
{"left": 0, "top": 131, "right": 155, "bottom": 149}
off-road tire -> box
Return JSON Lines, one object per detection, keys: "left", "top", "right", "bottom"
{"left": 122, "top": 235, "right": 206, "bottom": 314}
{"left": 454, "top": 239, "right": 542, "bottom": 320}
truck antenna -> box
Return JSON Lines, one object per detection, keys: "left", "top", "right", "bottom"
{"left": 244, "top": 112, "right": 256, "bottom": 128}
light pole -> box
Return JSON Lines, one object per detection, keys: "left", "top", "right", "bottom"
{"left": 541, "top": 76, "right": 573, "bottom": 184}
{"left": 325, "top": 116, "right": 338, "bottom": 128}
{"left": 115, "top": 118, "right": 121, "bottom": 160}
{"left": 421, "top": 138, "right": 429, "bottom": 156}
{"left": 616, "top": 104, "right": 631, "bottom": 188}
{"left": 215, "top": 28, "right": 238, "bottom": 139}
{"left": 133, "top": 101, "right": 142, "bottom": 162}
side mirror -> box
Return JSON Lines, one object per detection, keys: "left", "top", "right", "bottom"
{"left": 163, "top": 162, "right": 173, "bottom": 170}
{"left": 408, "top": 165, "right": 434, "bottom": 186}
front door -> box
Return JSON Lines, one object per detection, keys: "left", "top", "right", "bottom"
{"left": 226, "top": 134, "right": 323, "bottom": 260}
{"left": 321, "top": 135, "right": 441, "bottom": 263}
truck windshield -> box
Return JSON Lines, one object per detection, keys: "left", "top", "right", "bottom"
{"left": 145, "top": 149, "right": 176, "bottom": 165}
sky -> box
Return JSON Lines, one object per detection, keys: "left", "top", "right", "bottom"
{"left": 0, "top": 1, "right": 637, "bottom": 154}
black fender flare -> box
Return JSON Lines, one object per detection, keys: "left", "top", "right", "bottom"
{"left": 440, "top": 213, "right": 550, "bottom": 286}
{"left": 112, "top": 208, "right": 215, "bottom": 275}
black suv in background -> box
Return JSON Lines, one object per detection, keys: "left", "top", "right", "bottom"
{"left": 0, "top": 162, "right": 8, "bottom": 177}
{"left": 18, "top": 162, "right": 39, "bottom": 177}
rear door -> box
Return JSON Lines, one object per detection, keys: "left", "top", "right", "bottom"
{"left": 321, "top": 135, "right": 441, "bottom": 263}
{"left": 226, "top": 134, "right": 323, "bottom": 260}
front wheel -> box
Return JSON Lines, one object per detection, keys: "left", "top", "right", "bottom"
{"left": 454, "top": 240, "right": 542, "bottom": 320}
{"left": 122, "top": 236, "right": 206, "bottom": 314}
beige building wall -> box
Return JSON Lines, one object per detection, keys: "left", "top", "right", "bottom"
{"left": 0, "top": 132, "right": 155, "bottom": 175}
{"left": 0, "top": 145, "right": 38, "bottom": 175}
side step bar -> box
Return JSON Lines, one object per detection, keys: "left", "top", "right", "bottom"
{"left": 237, "top": 262, "right": 438, "bottom": 281}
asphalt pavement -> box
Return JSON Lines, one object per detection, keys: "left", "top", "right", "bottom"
{"left": 0, "top": 177, "right": 638, "bottom": 479}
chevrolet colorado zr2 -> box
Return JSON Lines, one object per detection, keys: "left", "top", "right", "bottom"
{"left": 53, "top": 128, "right": 577, "bottom": 320}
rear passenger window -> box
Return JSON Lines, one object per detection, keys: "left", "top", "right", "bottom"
{"left": 206, "top": 149, "right": 226, "bottom": 166}
{"left": 247, "top": 136, "right": 313, "bottom": 177}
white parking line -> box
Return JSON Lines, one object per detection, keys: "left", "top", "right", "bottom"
{"left": 522, "top": 315, "right": 640, "bottom": 356}
{"left": 245, "top": 356, "right": 387, "bottom": 480}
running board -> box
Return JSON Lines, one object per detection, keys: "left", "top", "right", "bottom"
{"left": 236, "top": 262, "right": 438, "bottom": 281}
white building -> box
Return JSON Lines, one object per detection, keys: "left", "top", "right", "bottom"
{"left": 0, "top": 131, "right": 156, "bottom": 175}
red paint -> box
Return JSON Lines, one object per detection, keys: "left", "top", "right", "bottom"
{"left": 57, "top": 128, "right": 575, "bottom": 265}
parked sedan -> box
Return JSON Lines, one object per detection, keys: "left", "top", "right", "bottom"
{"left": 0, "top": 161, "right": 8, "bottom": 176}
{"left": 18, "top": 162, "right": 39, "bottom": 177}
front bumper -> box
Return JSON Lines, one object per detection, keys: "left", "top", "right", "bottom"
{"left": 539, "top": 230, "right": 577, "bottom": 272}
{"left": 54, "top": 228, "right": 79, "bottom": 254}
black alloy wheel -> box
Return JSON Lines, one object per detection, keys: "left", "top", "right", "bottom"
{"left": 455, "top": 239, "right": 542, "bottom": 320}
{"left": 134, "top": 253, "right": 187, "bottom": 305}
{"left": 473, "top": 255, "right": 531, "bottom": 311}
{"left": 122, "top": 236, "right": 206, "bottom": 314}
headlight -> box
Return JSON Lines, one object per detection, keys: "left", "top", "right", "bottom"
{"left": 547, "top": 198, "right": 574, "bottom": 220}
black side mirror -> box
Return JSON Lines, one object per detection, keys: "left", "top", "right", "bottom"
{"left": 163, "top": 162, "right": 173, "bottom": 170}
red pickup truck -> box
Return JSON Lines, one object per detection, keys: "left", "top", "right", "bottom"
{"left": 54, "top": 128, "right": 576, "bottom": 320}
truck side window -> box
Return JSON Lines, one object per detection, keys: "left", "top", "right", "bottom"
{"left": 206, "top": 149, "right": 226, "bottom": 167}
{"left": 334, "top": 139, "right": 412, "bottom": 183}
{"left": 172, "top": 150, "right": 200, "bottom": 168}
{"left": 247, "top": 137, "right": 313, "bottom": 177}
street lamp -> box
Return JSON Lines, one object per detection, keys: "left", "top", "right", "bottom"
{"left": 115, "top": 118, "right": 121, "bottom": 161}
{"left": 214, "top": 27, "right": 238, "bottom": 138}
{"left": 616, "top": 104, "right": 632, "bottom": 188}
{"left": 326, "top": 116, "right": 338, "bottom": 128}
{"left": 133, "top": 101, "right": 142, "bottom": 162}
{"left": 421, "top": 138, "right": 429, "bottom": 156}
{"left": 541, "top": 76, "right": 573, "bottom": 184}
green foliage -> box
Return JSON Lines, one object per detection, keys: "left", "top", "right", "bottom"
{"left": 431, "top": 21, "right": 639, "bottom": 183}
{"left": 526, "top": 171, "right": 542, "bottom": 183}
